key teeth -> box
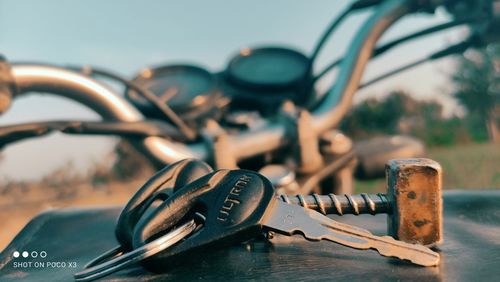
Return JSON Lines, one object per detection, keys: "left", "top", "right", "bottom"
{"left": 377, "top": 236, "right": 440, "bottom": 267}
{"left": 385, "top": 252, "right": 440, "bottom": 267}
{"left": 272, "top": 200, "right": 440, "bottom": 267}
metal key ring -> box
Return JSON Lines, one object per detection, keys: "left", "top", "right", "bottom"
{"left": 83, "top": 245, "right": 124, "bottom": 269}
{"left": 74, "top": 217, "right": 200, "bottom": 282}
{"left": 83, "top": 211, "right": 207, "bottom": 270}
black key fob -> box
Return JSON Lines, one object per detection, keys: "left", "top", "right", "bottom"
{"left": 132, "top": 169, "right": 276, "bottom": 272}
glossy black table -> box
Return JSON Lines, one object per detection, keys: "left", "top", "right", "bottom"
{"left": 1, "top": 190, "right": 499, "bottom": 281}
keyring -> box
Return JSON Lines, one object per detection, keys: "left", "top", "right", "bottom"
{"left": 74, "top": 218, "right": 199, "bottom": 282}
{"left": 83, "top": 245, "right": 124, "bottom": 269}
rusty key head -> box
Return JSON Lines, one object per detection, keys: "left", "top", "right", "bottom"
{"left": 132, "top": 169, "right": 276, "bottom": 272}
{"left": 115, "top": 159, "right": 213, "bottom": 249}
{"left": 386, "top": 158, "right": 443, "bottom": 247}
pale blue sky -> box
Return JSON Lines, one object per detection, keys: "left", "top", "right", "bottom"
{"left": 0, "top": 0, "right": 465, "bottom": 180}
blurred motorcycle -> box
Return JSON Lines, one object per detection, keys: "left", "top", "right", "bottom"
{"left": 0, "top": 0, "right": 498, "bottom": 196}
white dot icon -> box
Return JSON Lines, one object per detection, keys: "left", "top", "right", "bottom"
{"left": 22, "top": 251, "right": 29, "bottom": 258}
{"left": 13, "top": 251, "right": 20, "bottom": 258}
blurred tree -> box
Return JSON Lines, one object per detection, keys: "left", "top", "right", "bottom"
{"left": 341, "top": 90, "right": 471, "bottom": 146}
{"left": 341, "top": 91, "right": 410, "bottom": 138}
{"left": 452, "top": 45, "right": 500, "bottom": 142}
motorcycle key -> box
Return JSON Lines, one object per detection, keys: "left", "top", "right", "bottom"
{"left": 132, "top": 169, "right": 440, "bottom": 273}
{"left": 84, "top": 158, "right": 212, "bottom": 269}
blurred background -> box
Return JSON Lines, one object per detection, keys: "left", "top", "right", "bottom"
{"left": 0, "top": 0, "right": 498, "bottom": 250}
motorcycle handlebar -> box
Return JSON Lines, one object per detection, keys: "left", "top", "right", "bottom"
{"left": 7, "top": 0, "right": 485, "bottom": 165}
{"left": 11, "top": 65, "right": 207, "bottom": 164}
{"left": 311, "top": 0, "right": 411, "bottom": 133}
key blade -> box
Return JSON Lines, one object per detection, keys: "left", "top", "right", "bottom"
{"left": 264, "top": 201, "right": 372, "bottom": 244}
{"left": 263, "top": 202, "right": 440, "bottom": 267}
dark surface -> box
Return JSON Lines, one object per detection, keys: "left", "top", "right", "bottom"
{"left": 1, "top": 190, "right": 499, "bottom": 282}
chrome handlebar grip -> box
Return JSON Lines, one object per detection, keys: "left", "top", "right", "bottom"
{"left": 12, "top": 65, "right": 205, "bottom": 163}
{"left": 13, "top": 65, "right": 142, "bottom": 121}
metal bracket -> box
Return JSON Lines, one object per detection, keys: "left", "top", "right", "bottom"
{"left": 280, "top": 103, "right": 323, "bottom": 174}
{"left": 202, "top": 120, "right": 238, "bottom": 169}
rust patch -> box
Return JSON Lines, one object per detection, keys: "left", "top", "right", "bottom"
{"left": 414, "top": 219, "right": 431, "bottom": 227}
{"left": 407, "top": 191, "right": 416, "bottom": 199}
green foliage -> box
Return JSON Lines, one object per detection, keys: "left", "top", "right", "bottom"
{"left": 453, "top": 47, "right": 498, "bottom": 115}
{"left": 342, "top": 91, "right": 452, "bottom": 146}
{"left": 355, "top": 142, "right": 500, "bottom": 192}
{"left": 463, "top": 113, "right": 490, "bottom": 142}
{"left": 341, "top": 92, "right": 406, "bottom": 138}
{"left": 411, "top": 117, "right": 468, "bottom": 147}
{"left": 451, "top": 45, "right": 500, "bottom": 142}
{"left": 341, "top": 90, "right": 485, "bottom": 147}
{"left": 343, "top": 45, "right": 499, "bottom": 146}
